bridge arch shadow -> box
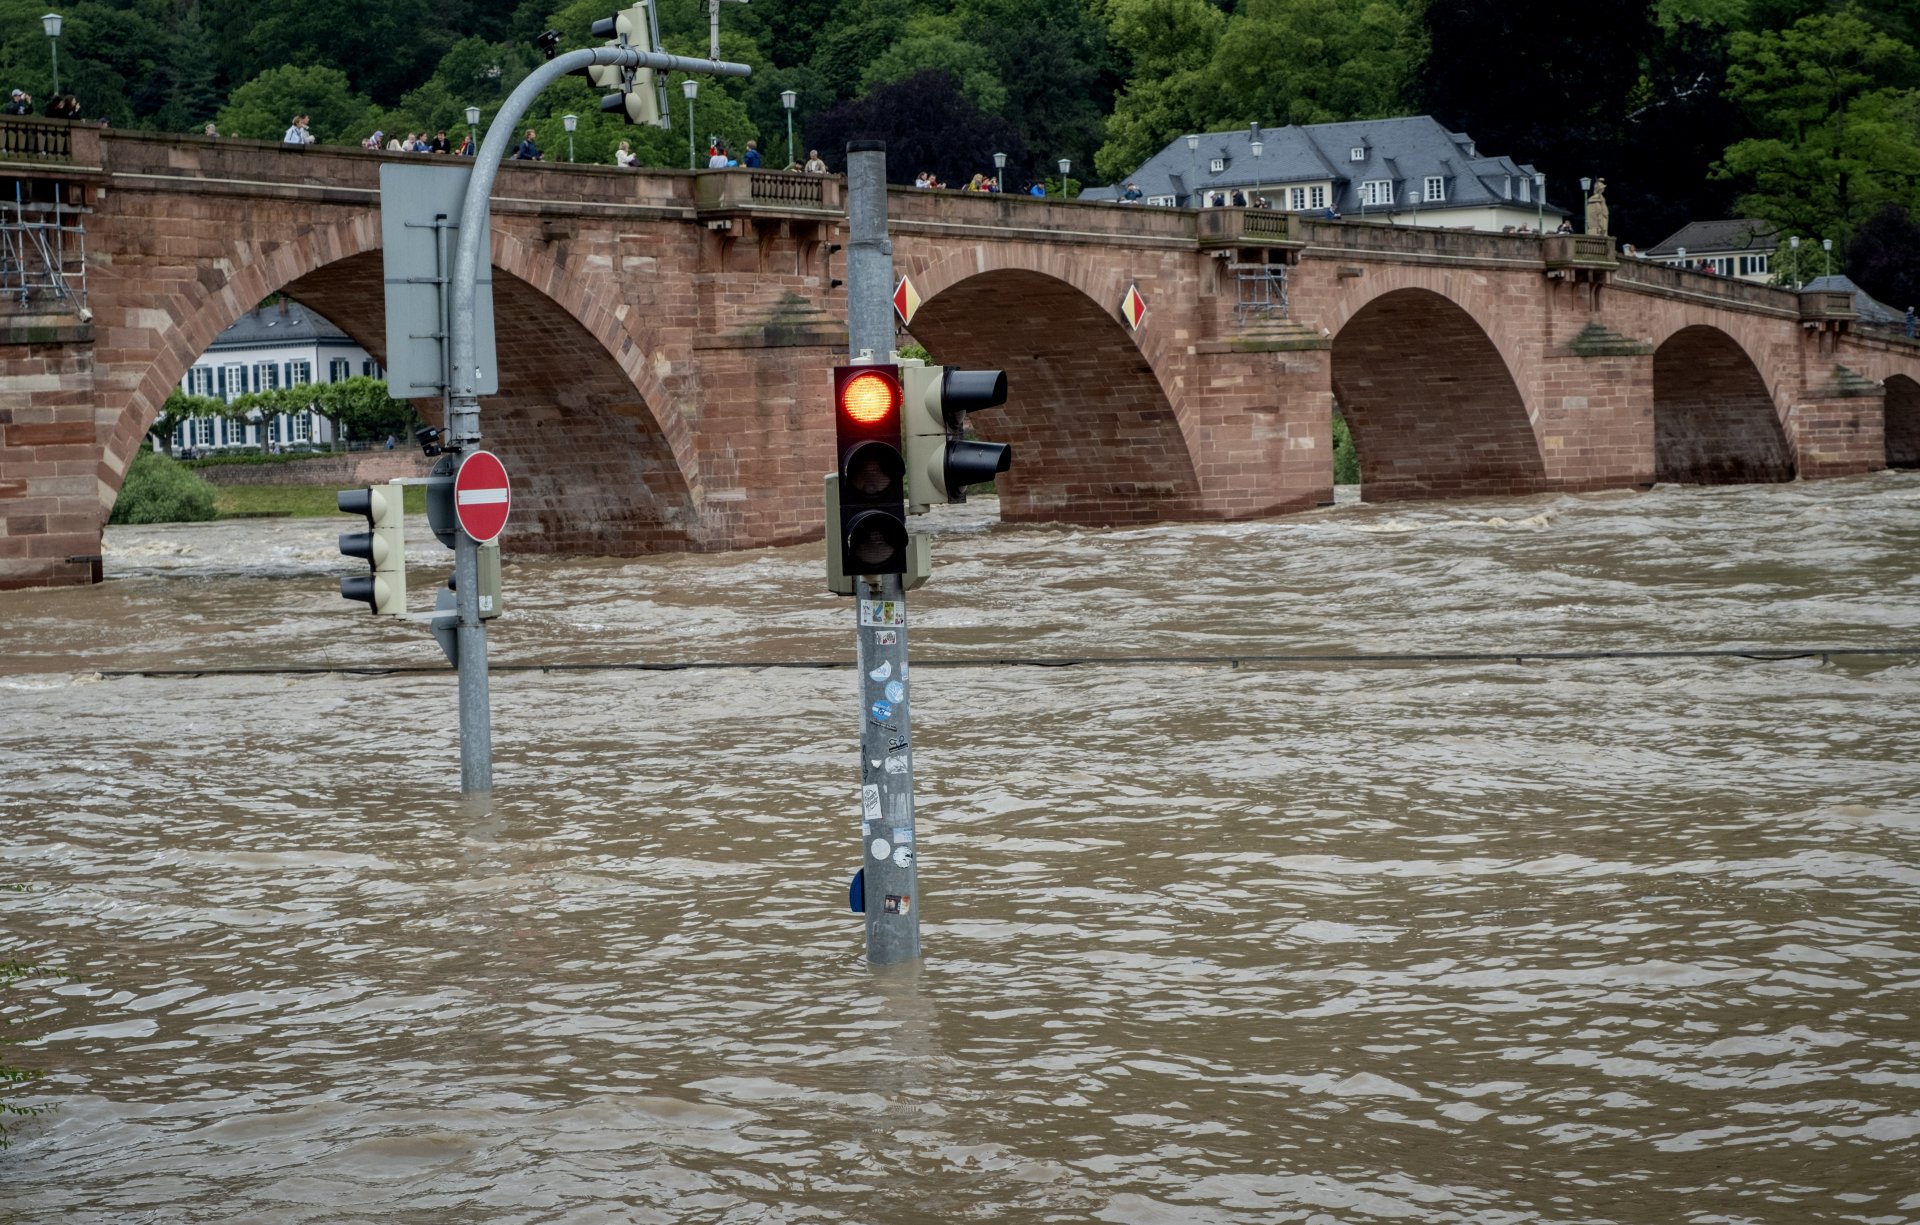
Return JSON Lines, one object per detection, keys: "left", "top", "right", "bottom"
{"left": 1330, "top": 288, "right": 1544, "bottom": 501}
{"left": 906, "top": 267, "right": 1201, "bottom": 525}
{"left": 1652, "top": 325, "right": 1793, "bottom": 485}
{"left": 110, "top": 218, "right": 699, "bottom": 556}
{"left": 283, "top": 247, "right": 698, "bottom": 552}
{"left": 1886, "top": 375, "right": 1920, "bottom": 469}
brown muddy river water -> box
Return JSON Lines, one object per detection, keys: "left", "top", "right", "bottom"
{"left": 3, "top": 476, "right": 1919, "bottom": 1223}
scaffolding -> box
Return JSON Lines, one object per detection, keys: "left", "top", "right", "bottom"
{"left": 1231, "top": 257, "right": 1288, "bottom": 321}
{"left": 1, "top": 180, "right": 88, "bottom": 312}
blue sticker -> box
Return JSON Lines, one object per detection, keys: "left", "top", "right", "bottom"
{"left": 870, "top": 699, "right": 893, "bottom": 720}
{"left": 885, "top": 681, "right": 905, "bottom": 704}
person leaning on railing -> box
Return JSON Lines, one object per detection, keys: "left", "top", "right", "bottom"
{"left": 4, "top": 89, "right": 31, "bottom": 116}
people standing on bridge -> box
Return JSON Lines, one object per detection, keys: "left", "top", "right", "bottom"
{"left": 742, "top": 139, "right": 761, "bottom": 168}
{"left": 282, "top": 115, "right": 315, "bottom": 145}
{"left": 456, "top": 132, "right": 474, "bottom": 156}
{"left": 5, "top": 90, "right": 31, "bottom": 116}
{"left": 804, "top": 149, "right": 827, "bottom": 174}
{"left": 513, "top": 129, "right": 543, "bottom": 160}
{"left": 430, "top": 130, "right": 450, "bottom": 154}
{"left": 708, "top": 142, "right": 732, "bottom": 169}
{"left": 964, "top": 173, "right": 985, "bottom": 192}
{"left": 615, "top": 140, "right": 637, "bottom": 168}
{"left": 203, "top": 122, "right": 220, "bottom": 138}
{"left": 1121, "top": 182, "right": 1143, "bottom": 204}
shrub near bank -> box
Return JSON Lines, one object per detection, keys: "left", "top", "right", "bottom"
{"left": 109, "top": 451, "right": 219, "bottom": 524}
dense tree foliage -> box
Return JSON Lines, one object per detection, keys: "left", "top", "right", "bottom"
{"left": 0, "top": 0, "right": 1913, "bottom": 252}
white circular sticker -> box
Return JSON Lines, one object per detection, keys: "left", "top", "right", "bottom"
{"left": 893, "top": 846, "right": 914, "bottom": 868}
{"left": 871, "top": 838, "right": 890, "bottom": 860}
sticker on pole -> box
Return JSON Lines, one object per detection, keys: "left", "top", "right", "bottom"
{"left": 892, "top": 276, "right": 922, "bottom": 327}
{"left": 453, "top": 449, "right": 511, "bottom": 543}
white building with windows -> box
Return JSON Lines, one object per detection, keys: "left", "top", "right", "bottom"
{"left": 1645, "top": 220, "right": 1778, "bottom": 283}
{"left": 169, "top": 302, "right": 382, "bottom": 452}
{"left": 1084, "top": 115, "right": 1569, "bottom": 233}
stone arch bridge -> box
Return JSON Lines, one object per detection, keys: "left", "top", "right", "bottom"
{"left": 3, "top": 126, "right": 1917, "bottom": 587}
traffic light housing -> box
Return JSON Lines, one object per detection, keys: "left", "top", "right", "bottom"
{"left": 901, "top": 363, "right": 1012, "bottom": 512}
{"left": 338, "top": 484, "right": 406, "bottom": 615}
{"left": 588, "top": 2, "right": 665, "bottom": 127}
{"left": 833, "top": 363, "right": 909, "bottom": 576}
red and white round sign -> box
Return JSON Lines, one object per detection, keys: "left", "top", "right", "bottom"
{"left": 453, "top": 449, "right": 511, "bottom": 544}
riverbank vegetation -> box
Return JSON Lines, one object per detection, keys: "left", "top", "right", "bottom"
{"left": 109, "top": 451, "right": 220, "bottom": 524}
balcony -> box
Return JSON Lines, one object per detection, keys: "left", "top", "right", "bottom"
{"left": 695, "top": 169, "right": 843, "bottom": 222}
{"left": 1196, "top": 207, "right": 1302, "bottom": 251}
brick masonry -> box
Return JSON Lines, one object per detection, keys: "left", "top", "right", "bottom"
{"left": 3, "top": 132, "right": 1919, "bottom": 586}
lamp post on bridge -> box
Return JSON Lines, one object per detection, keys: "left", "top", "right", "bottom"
{"left": 1535, "top": 171, "right": 1545, "bottom": 235}
{"left": 1058, "top": 158, "right": 1070, "bottom": 197}
{"left": 992, "top": 149, "right": 1006, "bottom": 192}
{"left": 42, "top": 12, "right": 62, "bottom": 98}
{"left": 1185, "top": 133, "right": 1199, "bottom": 207}
{"left": 1822, "top": 237, "right": 1832, "bottom": 279}
{"left": 780, "top": 89, "right": 797, "bottom": 169}
{"left": 1789, "top": 235, "right": 1801, "bottom": 288}
{"left": 683, "top": 78, "right": 698, "bottom": 169}
{"left": 465, "top": 105, "right": 481, "bottom": 155}
{"left": 562, "top": 112, "right": 577, "bottom": 163}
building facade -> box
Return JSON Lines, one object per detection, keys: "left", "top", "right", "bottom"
{"left": 1086, "top": 115, "right": 1569, "bottom": 232}
{"left": 168, "top": 302, "right": 381, "bottom": 452}
{"left": 1645, "top": 220, "right": 1778, "bottom": 283}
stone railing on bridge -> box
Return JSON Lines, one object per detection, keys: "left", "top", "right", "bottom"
{"left": 1610, "top": 258, "right": 1806, "bottom": 318}
{"left": 0, "top": 116, "right": 103, "bottom": 173}
{"left": 1796, "top": 289, "right": 1858, "bottom": 326}
{"left": 695, "top": 168, "right": 843, "bottom": 220}
{"left": 1196, "top": 207, "right": 1303, "bottom": 253}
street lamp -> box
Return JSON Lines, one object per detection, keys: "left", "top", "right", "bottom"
{"left": 1535, "top": 171, "right": 1545, "bottom": 234}
{"left": 42, "top": 12, "right": 62, "bottom": 98}
{"left": 682, "top": 78, "right": 698, "bottom": 170}
{"left": 1822, "top": 237, "right": 1833, "bottom": 278}
{"left": 1790, "top": 235, "right": 1801, "bottom": 288}
{"left": 562, "top": 112, "right": 577, "bottom": 163}
{"left": 464, "top": 105, "right": 481, "bottom": 156}
{"left": 780, "top": 89, "right": 797, "bottom": 169}
{"left": 1185, "top": 133, "right": 1199, "bottom": 207}
{"left": 992, "top": 150, "right": 1006, "bottom": 191}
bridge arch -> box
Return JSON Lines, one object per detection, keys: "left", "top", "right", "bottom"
{"left": 1886, "top": 375, "right": 1920, "bottom": 469}
{"left": 1329, "top": 287, "right": 1546, "bottom": 501}
{"left": 1651, "top": 325, "right": 1794, "bottom": 484}
{"left": 905, "top": 248, "right": 1202, "bottom": 524}
{"left": 105, "top": 215, "right": 702, "bottom": 552}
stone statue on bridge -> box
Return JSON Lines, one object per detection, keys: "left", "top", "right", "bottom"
{"left": 1585, "top": 178, "right": 1610, "bottom": 237}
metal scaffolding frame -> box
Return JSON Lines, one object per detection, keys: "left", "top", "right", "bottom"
{"left": 1, "top": 181, "right": 88, "bottom": 311}
{"left": 1231, "top": 257, "right": 1288, "bottom": 321}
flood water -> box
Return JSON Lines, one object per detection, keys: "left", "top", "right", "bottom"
{"left": 3, "top": 475, "right": 1919, "bottom": 1223}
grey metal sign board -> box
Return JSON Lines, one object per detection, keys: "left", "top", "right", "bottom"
{"left": 380, "top": 163, "right": 498, "bottom": 399}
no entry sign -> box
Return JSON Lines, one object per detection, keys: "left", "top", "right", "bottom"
{"left": 453, "top": 449, "right": 510, "bottom": 543}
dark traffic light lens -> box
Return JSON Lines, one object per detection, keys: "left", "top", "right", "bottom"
{"left": 845, "top": 510, "right": 907, "bottom": 570}
{"left": 845, "top": 442, "right": 904, "bottom": 498}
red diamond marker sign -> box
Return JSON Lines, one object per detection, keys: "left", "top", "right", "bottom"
{"left": 453, "top": 449, "right": 511, "bottom": 544}
{"left": 892, "top": 276, "right": 922, "bottom": 326}
{"left": 1121, "top": 283, "right": 1148, "bottom": 330}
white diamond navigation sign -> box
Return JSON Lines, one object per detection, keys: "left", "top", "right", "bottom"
{"left": 1121, "top": 283, "right": 1148, "bottom": 330}
{"left": 892, "top": 276, "right": 922, "bottom": 327}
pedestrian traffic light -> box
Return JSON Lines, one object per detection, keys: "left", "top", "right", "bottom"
{"left": 589, "top": 1, "right": 665, "bottom": 126}
{"left": 337, "top": 484, "right": 406, "bottom": 615}
{"left": 834, "top": 363, "right": 909, "bottom": 576}
{"left": 900, "top": 363, "right": 1012, "bottom": 512}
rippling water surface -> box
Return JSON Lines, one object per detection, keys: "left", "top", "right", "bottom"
{"left": 3, "top": 476, "right": 1919, "bottom": 1223}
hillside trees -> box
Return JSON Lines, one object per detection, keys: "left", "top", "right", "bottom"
{"left": 1717, "top": 8, "right": 1920, "bottom": 244}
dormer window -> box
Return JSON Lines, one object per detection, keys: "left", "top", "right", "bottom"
{"left": 1209, "top": 157, "right": 1225, "bottom": 174}
{"left": 1350, "top": 146, "right": 1366, "bottom": 161}
{"left": 1423, "top": 176, "right": 1445, "bottom": 202}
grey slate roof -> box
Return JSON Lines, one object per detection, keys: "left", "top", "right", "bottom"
{"left": 1646, "top": 219, "right": 1778, "bottom": 257}
{"left": 1085, "top": 115, "right": 1566, "bottom": 218}
{"left": 1803, "top": 275, "right": 1907, "bottom": 326}
{"left": 205, "top": 305, "right": 359, "bottom": 353}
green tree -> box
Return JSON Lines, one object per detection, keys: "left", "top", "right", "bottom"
{"left": 1718, "top": 8, "right": 1920, "bottom": 243}
{"left": 149, "top": 389, "right": 223, "bottom": 457}
{"left": 1207, "top": 0, "right": 1410, "bottom": 127}
{"left": 216, "top": 64, "right": 376, "bottom": 144}
{"left": 861, "top": 16, "right": 1009, "bottom": 114}
{"left": 1095, "top": 0, "right": 1227, "bottom": 180}
{"left": 110, "top": 450, "right": 219, "bottom": 524}
{"left": 153, "top": 4, "right": 223, "bottom": 132}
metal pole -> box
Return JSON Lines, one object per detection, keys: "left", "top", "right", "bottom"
{"left": 845, "top": 141, "right": 918, "bottom": 965}
{"left": 445, "top": 42, "right": 749, "bottom": 795}
{"left": 48, "top": 38, "right": 58, "bottom": 98}
{"left": 785, "top": 111, "right": 794, "bottom": 169}
{"left": 689, "top": 95, "right": 696, "bottom": 169}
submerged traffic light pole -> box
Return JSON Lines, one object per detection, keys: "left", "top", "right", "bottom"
{"left": 841, "top": 140, "right": 921, "bottom": 964}
{"left": 441, "top": 33, "right": 749, "bottom": 794}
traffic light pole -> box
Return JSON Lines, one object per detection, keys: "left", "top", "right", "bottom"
{"left": 845, "top": 140, "right": 919, "bottom": 965}
{"left": 440, "top": 41, "right": 749, "bottom": 794}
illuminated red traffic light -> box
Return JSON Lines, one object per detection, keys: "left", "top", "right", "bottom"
{"left": 832, "top": 364, "right": 908, "bottom": 576}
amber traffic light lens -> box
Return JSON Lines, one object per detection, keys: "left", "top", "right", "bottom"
{"left": 839, "top": 371, "right": 900, "bottom": 425}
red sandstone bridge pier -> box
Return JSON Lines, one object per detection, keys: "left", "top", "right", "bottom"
{"left": 3, "top": 120, "right": 1918, "bottom": 588}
